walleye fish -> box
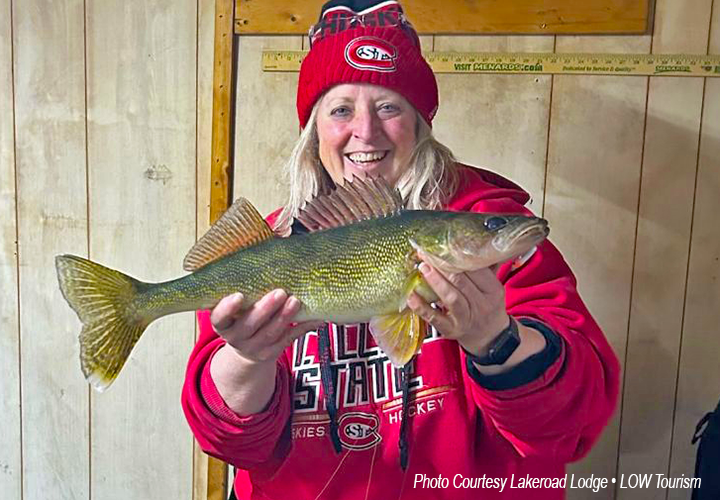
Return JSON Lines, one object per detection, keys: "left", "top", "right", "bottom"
{"left": 56, "top": 176, "right": 549, "bottom": 392}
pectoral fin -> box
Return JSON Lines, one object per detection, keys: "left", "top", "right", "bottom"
{"left": 398, "top": 269, "right": 437, "bottom": 312}
{"left": 369, "top": 309, "right": 424, "bottom": 367}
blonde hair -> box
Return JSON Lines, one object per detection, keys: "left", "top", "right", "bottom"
{"left": 274, "top": 101, "right": 459, "bottom": 232}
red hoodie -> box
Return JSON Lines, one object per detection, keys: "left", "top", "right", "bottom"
{"left": 182, "top": 165, "right": 620, "bottom": 499}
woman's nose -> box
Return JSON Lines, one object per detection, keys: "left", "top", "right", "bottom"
{"left": 351, "top": 109, "right": 380, "bottom": 141}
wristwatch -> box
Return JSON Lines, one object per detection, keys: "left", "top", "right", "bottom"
{"left": 463, "top": 317, "right": 521, "bottom": 366}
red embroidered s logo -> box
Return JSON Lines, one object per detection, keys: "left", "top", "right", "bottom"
{"left": 344, "top": 36, "right": 397, "bottom": 72}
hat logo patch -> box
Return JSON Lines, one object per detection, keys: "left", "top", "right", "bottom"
{"left": 344, "top": 36, "right": 397, "bottom": 72}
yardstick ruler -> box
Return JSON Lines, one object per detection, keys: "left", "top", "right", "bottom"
{"left": 262, "top": 51, "right": 720, "bottom": 77}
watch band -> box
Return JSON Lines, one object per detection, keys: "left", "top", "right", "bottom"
{"left": 463, "top": 316, "right": 521, "bottom": 366}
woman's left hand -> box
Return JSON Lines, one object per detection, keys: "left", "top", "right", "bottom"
{"left": 406, "top": 255, "right": 510, "bottom": 356}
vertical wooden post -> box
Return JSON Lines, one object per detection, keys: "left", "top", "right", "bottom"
{"left": 210, "top": 0, "right": 235, "bottom": 221}
{"left": 206, "top": 0, "right": 235, "bottom": 499}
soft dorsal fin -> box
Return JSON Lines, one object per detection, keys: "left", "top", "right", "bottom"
{"left": 183, "top": 198, "right": 274, "bottom": 271}
{"left": 296, "top": 175, "right": 403, "bottom": 232}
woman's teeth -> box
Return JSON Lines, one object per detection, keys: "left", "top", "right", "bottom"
{"left": 346, "top": 151, "right": 387, "bottom": 165}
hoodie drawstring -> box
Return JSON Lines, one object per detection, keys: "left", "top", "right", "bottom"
{"left": 318, "top": 323, "right": 342, "bottom": 454}
{"left": 399, "top": 361, "right": 412, "bottom": 470}
{"left": 318, "top": 322, "right": 413, "bottom": 469}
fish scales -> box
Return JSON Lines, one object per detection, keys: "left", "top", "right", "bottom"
{"left": 135, "top": 211, "right": 429, "bottom": 324}
{"left": 55, "top": 180, "right": 549, "bottom": 392}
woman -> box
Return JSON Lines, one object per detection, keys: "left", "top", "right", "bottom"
{"left": 182, "top": 1, "right": 620, "bottom": 499}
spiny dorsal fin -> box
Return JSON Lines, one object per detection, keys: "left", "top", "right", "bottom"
{"left": 296, "top": 175, "right": 403, "bottom": 232}
{"left": 183, "top": 198, "right": 274, "bottom": 271}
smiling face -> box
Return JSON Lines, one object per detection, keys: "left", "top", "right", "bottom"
{"left": 315, "top": 83, "right": 418, "bottom": 186}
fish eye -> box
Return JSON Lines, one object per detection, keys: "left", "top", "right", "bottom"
{"left": 484, "top": 216, "right": 507, "bottom": 231}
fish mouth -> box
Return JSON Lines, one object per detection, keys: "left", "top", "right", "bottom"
{"left": 492, "top": 219, "right": 549, "bottom": 255}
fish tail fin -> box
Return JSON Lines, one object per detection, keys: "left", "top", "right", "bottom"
{"left": 55, "top": 254, "right": 151, "bottom": 392}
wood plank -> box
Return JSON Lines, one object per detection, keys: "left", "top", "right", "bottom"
{"left": 13, "top": 1, "right": 90, "bottom": 498}
{"left": 210, "top": 0, "right": 235, "bottom": 224}
{"left": 616, "top": 1, "right": 712, "bottom": 499}
{"left": 433, "top": 35, "right": 554, "bottom": 214}
{"left": 668, "top": 4, "right": 720, "bottom": 498}
{"left": 235, "top": 0, "right": 649, "bottom": 35}
{"left": 418, "top": 35, "right": 432, "bottom": 54}
{"left": 232, "top": 36, "right": 303, "bottom": 217}
{"left": 0, "top": 0, "right": 21, "bottom": 497}
{"left": 195, "top": 0, "right": 217, "bottom": 498}
{"left": 220, "top": 35, "right": 305, "bottom": 497}
{"left": 207, "top": 0, "right": 235, "bottom": 497}
{"left": 546, "top": 35, "right": 651, "bottom": 500}
{"left": 85, "top": 1, "right": 196, "bottom": 499}
{"left": 198, "top": 0, "right": 216, "bottom": 240}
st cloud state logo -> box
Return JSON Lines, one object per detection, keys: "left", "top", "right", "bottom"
{"left": 338, "top": 412, "right": 382, "bottom": 450}
{"left": 344, "top": 36, "right": 398, "bottom": 72}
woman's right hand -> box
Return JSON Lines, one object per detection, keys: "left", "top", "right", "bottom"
{"left": 209, "top": 290, "right": 322, "bottom": 415}
{"left": 211, "top": 289, "right": 323, "bottom": 364}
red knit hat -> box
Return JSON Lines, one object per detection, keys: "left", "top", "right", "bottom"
{"left": 297, "top": 0, "right": 438, "bottom": 129}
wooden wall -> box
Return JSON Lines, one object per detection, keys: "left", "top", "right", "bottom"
{"left": 0, "top": 1, "right": 216, "bottom": 499}
{"left": 233, "top": 0, "right": 650, "bottom": 35}
{"left": 1, "top": 1, "right": 718, "bottom": 500}
{"left": 231, "top": 2, "right": 720, "bottom": 500}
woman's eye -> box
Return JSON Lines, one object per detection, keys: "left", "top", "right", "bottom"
{"left": 379, "top": 103, "right": 399, "bottom": 113}
{"left": 331, "top": 107, "right": 351, "bottom": 117}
